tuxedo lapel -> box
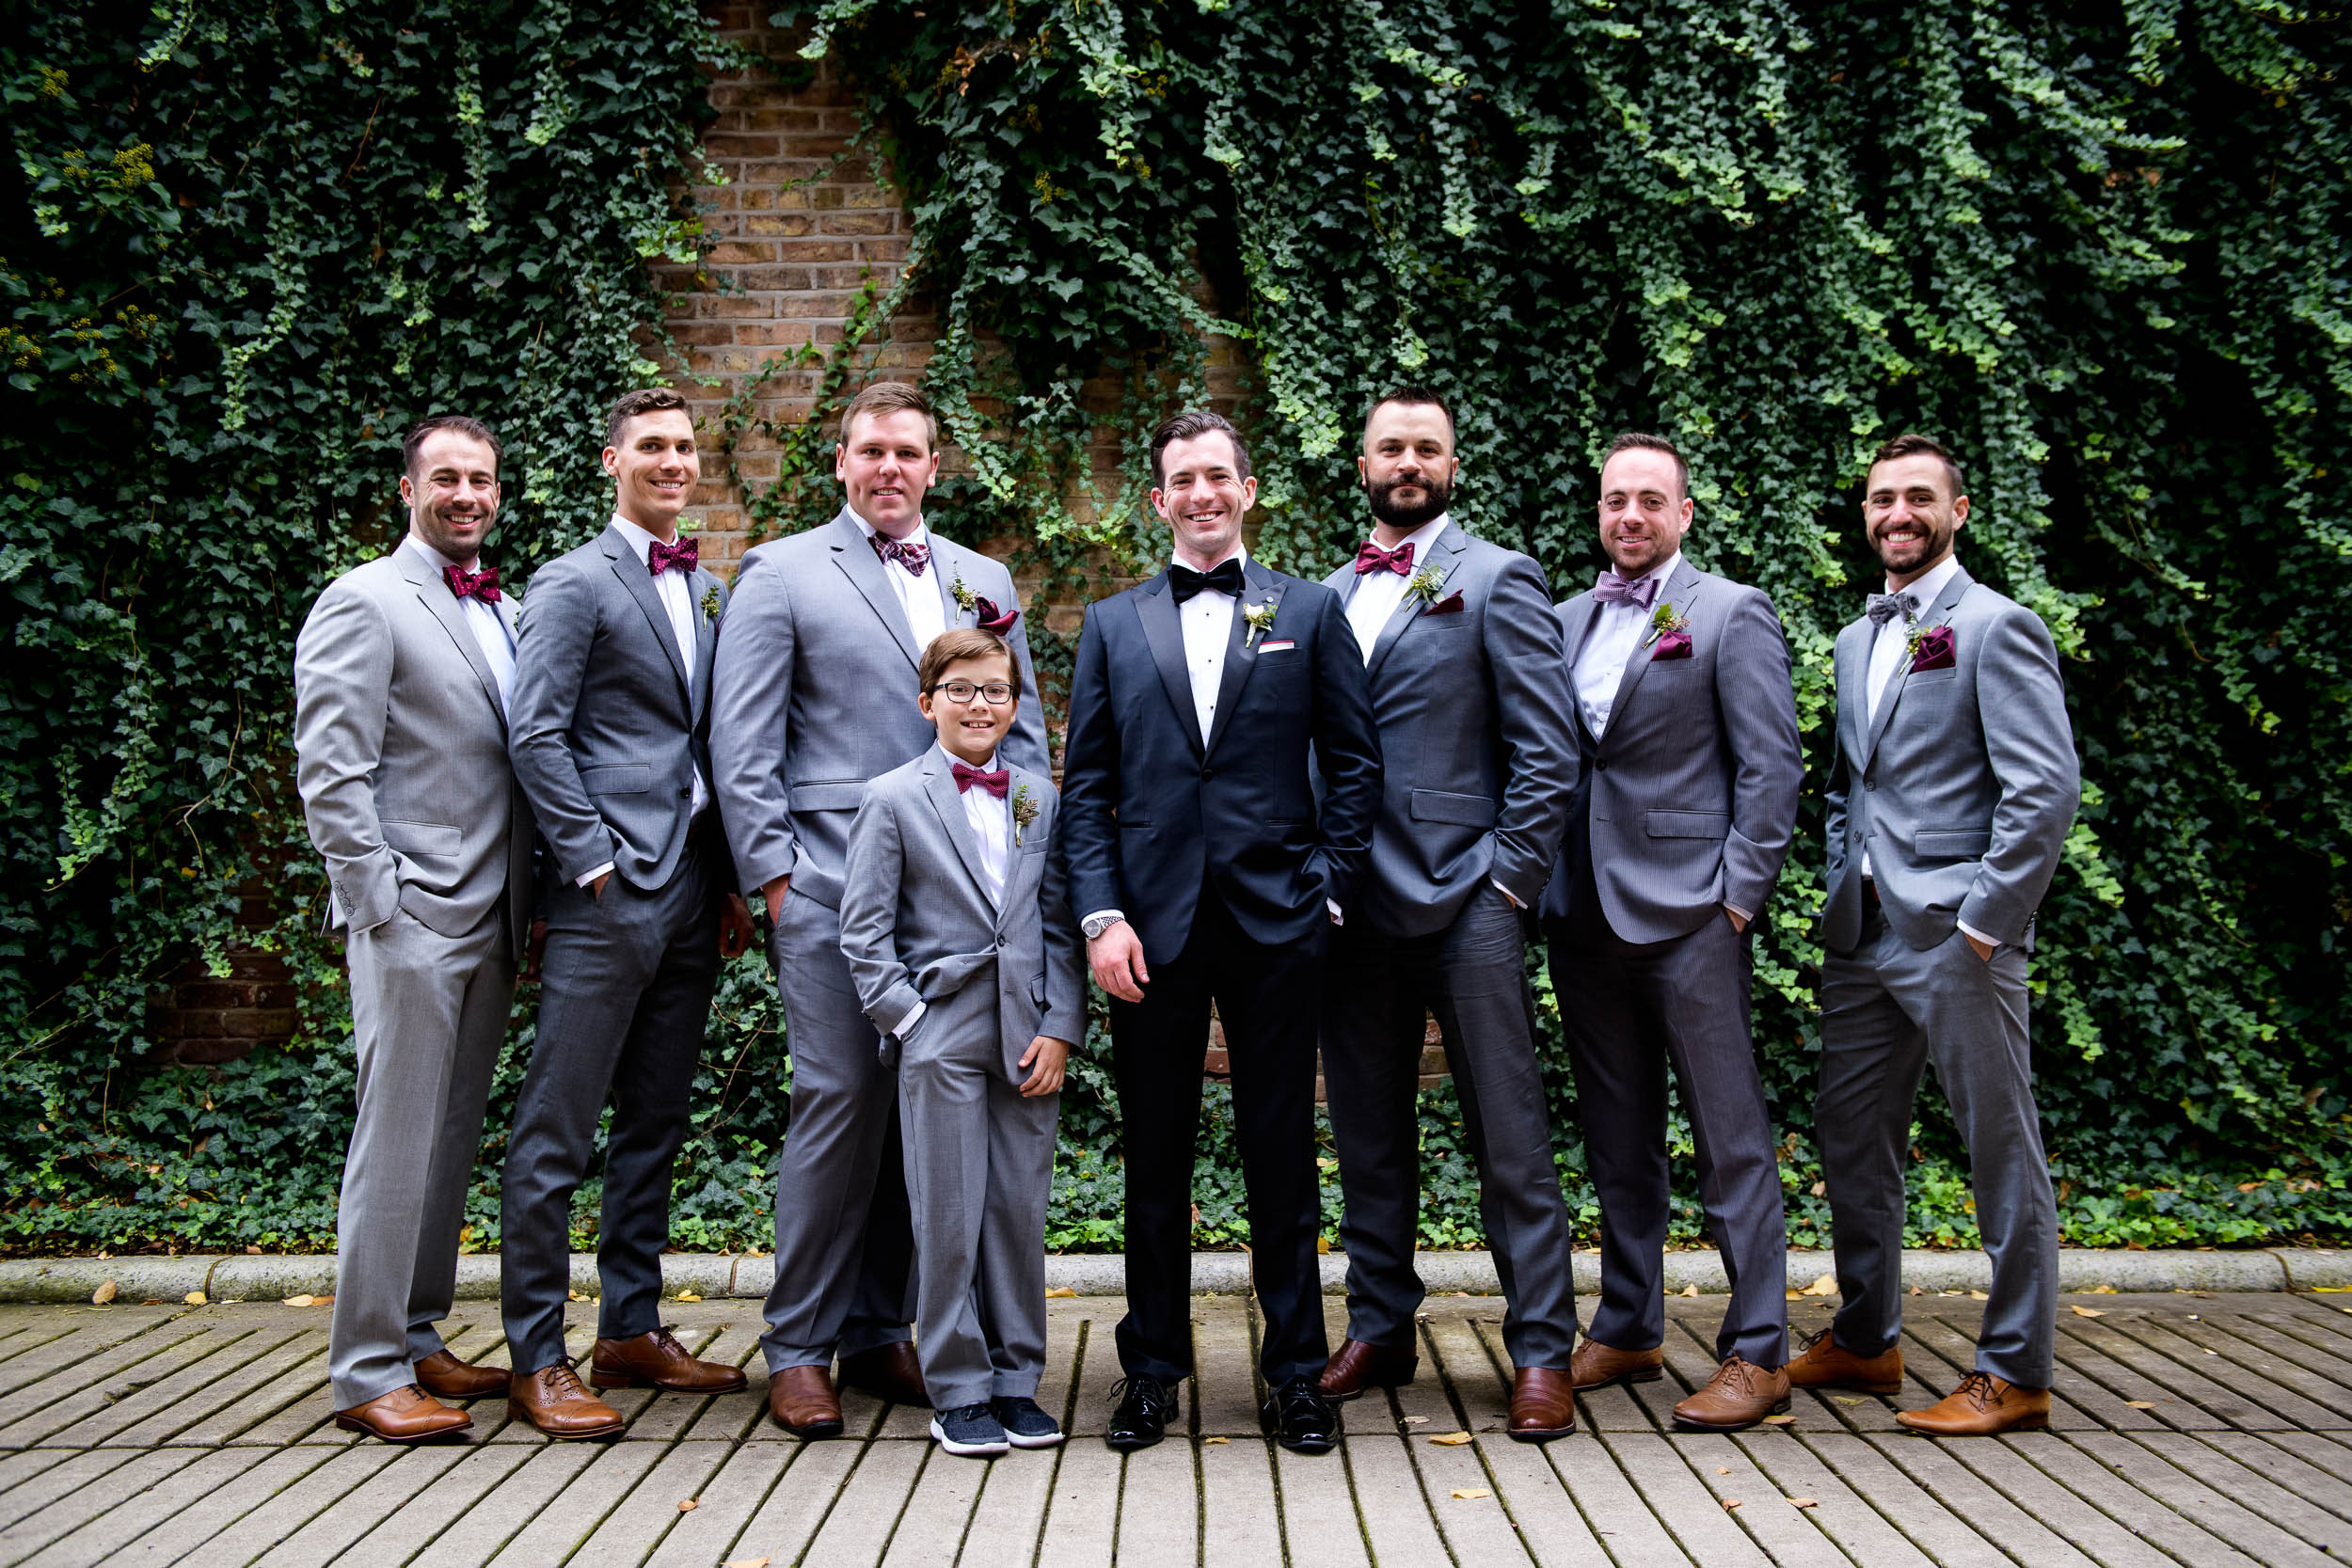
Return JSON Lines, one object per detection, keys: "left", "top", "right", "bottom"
{"left": 1599, "top": 556, "right": 1702, "bottom": 747}
{"left": 1367, "top": 528, "right": 1466, "bottom": 681}
{"left": 401, "top": 546, "right": 506, "bottom": 726}
{"left": 828, "top": 509, "right": 923, "bottom": 671}
{"left": 604, "top": 527, "right": 692, "bottom": 701}
{"left": 1135, "top": 574, "right": 1205, "bottom": 759}
{"left": 1862, "top": 565, "right": 1974, "bottom": 768}
{"left": 1205, "top": 561, "right": 1279, "bottom": 761}
{"left": 920, "top": 755, "right": 995, "bottom": 908}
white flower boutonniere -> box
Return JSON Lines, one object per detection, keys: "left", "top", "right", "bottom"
{"left": 1242, "top": 599, "right": 1278, "bottom": 648}
{"left": 1405, "top": 564, "right": 1447, "bottom": 607}
{"left": 1011, "top": 782, "right": 1040, "bottom": 847}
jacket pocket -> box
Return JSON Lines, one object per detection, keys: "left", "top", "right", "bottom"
{"left": 1408, "top": 788, "right": 1498, "bottom": 829}
{"left": 380, "top": 819, "right": 462, "bottom": 858}
{"left": 1645, "top": 809, "right": 1730, "bottom": 839}
{"left": 1915, "top": 828, "right": 1993, "bottom": 860}
{"left": 580, "top": 765, "right": 651, "bottom": 796}
{"left": 788, "top": 780, "right": 868, "bottom": 812}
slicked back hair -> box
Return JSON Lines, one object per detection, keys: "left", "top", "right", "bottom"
{"left": 1601, "top": 430, "right": 1689, "bottom": 499}
{"left": 1366, "top": 385, "right": 1456, "bottom": 446}
{"left": 403, "top": 414, "right": 502, "bottom": 478}
{"left": 1150, "top": 408, "right": 1251, "bottom": 487}
{"left": 840, "top": 381, "right": 942, "bottom": 454}
{"left": 606, "top": 387, "right": 691, "bottom": 451}
{"left": 919, "top": 626, "right": 1015, "bottom": 695}
{"left": 1869, "top": 432, "right": 1966, "bottom": 499}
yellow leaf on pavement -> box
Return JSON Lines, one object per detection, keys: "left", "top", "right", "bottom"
{"left": 1430, "top": 1431, "right": 1474, "bottom": 1446}
{"left": 1832, "top": 1396, "right": 1863, "bottom": 1406}
{"left": 1203, "top": 1435, "right": 1229, "bottom": 1445}
{"left": 1763, "top": 1414, "right": 1797, "bottom": 1426}
{"left": 1680, "top": 1284, "right": 1700, "bottom": 1297}
{"left": 1788, "top": 1497, "right": 1820, "bottom": 1509}
{"left": 282, "top": 1294, "right": 315, "bottom": 1307}
{"left": 2070, "top": 1304, "right": 2105, "bottom": 1318}
{"left": 1452, "top": 1488, "right": 1491, "bottom": 1500}
{"left": 723, "top": 1559, "right": 771, "bottom": 1568}
{"left": 1802, "top": 1273, "right": 1838, "bottom": 1297}
{"left": 2125, "top": 1400, "right": 2155, "bottom": 1409}
{"left": 676, "top": 1497, "right": 698, "bottom": 1513}
{"left": 1400, "top": 1416, "right": 1430, "bottom": 1425}
{"left": 674, "top": 1291, "right": 702, "bottom": 1303}
{"left": 1722, "top": 1497, "right": 1743, "bottom": 1511}
{"left": 1044, "top": 1287, "right": 1077, "bottom": 1298}
{"left": 183, "top": 1291, "right": 207, "bottom": 1306}
{"left": 1968, "top": 1289, "right": 1989, "bottom": 1300}
{"left": 90, "top": 1280, "right": 118, "bottom": 1306}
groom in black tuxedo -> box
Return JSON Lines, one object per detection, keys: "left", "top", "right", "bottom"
{"left": 1060, "top": 409, "right": 1382, "bottom": 1454}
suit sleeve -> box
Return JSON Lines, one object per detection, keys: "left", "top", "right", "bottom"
{"left": 837, "top": 787, "right": 921, "bottom": 1032}
{"left": 708, "top": 548, "right": 800, "bottom": 894}
{"left": 506, "top": 557, "right": 614, "bottom": 886}
{"left": 1057, "top": 604, "right": 1123, "bottom": 924}
{"left": 1038, "top": 791, "right": 1088, "bottom": 1043}
{"left": 1309, "top": 587, "right": 1383, "bottom": 908}
{"left": 1961, "top": 603, "right": 2080, "bottom": 944}
{"left": 1482, "top": 555, "right": 1579, "bottom": 904}
{"left": 1713, "top": 586, "right": 1804, "bottom": 917}
{"left": 292, "top": 579, "right": 400, "bottom": 932}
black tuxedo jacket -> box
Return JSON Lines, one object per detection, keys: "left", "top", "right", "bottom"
{"left": 1060, "top": 557, "right": 1382, "bottom": 967}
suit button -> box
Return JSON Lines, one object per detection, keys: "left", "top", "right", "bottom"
{"left": 1595, "top": 757, "right": 1609, "bottom": 771}
{"left": 1201, "top": 767, "right": 1216, "bottom": 780}
{"left": 1864, "top": 778, "right": 1877, "bottom": 791}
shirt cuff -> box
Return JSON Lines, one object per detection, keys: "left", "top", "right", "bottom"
{"left": 1492, "top": 879, "right": 1525, "bottom": 910}
{"left": 890, "top": 999, "right": 926, "bottom": 1039}
{"left": 1723, "top": 900, "right": 1752, "bottom": 923}
{"left": 576, "top": 861, "right": 615, "bottom": 890}
{"left": 1957, "top": 918, "right": 2000, "bottom": 951}
{"left": 1081, "top": 910, "right": 1127, "bottom": 939}
{"left": 1327, "top": 898, "right": 1343, "bottom": 926}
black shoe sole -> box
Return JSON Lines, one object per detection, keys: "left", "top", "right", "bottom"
{"left": 771, "top": 1415, "right": 845, "bottom": 1440}
{"left": 1104, "top": 1428, "right": 1164, "bottom": 1451}
{"left": 1506, "top": 1421, "right": 1576, "bottom": 1443}
{"left": 1270, "top": 1431, "right": 1339, "bottom": 1454}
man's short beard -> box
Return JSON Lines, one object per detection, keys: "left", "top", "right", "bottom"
{"left": 1366, "top": 473, "right": 1451, "bottom": 531}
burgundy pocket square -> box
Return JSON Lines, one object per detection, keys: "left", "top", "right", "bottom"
{"left": 1910, "top": 626, "right": 1956, "bottom": 673}
{"left": 1651, "top": 629, "right": 1692, "bottom": 659}
{"left": 1424, "top": 591, "right": 1464, "bottom": 615}
{"left": 974, "top": 596, "right": 1021, "bottom": 635}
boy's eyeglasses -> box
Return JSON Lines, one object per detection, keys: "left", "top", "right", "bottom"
{"left": 929, "top": 680, "right": 1016, "bottom": 705}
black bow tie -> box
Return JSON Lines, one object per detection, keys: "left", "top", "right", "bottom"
{"left": 1169, "top": 558, "right": 1245, "bottom": 603}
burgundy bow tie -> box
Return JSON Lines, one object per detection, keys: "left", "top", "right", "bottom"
{"left": 1591, "top": 570, "right": 1660, "bottom": 610}
{"left": 870, "top": 531, "right": 930, "bottom": 578}
{"left": 443, "top": 564, "right": 501, "bottom": 604}
{"left": 648, "top": 537, "right": 699, "bottom": 577}
{"left": 1355, "top": 540, "right": 1416, "bottom": 577}
{"left": 952, "top": 761, "right": 1009, "bottom": 798}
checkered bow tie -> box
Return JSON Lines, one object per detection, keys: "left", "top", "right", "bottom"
{"left": 870, "top": 531, "right": 930, "bottom": 577}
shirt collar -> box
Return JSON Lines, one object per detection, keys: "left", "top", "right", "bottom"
{"left": 609, "top": 514, "right": 684, "bottom": 564}
{"left": 402, "top": 532, "right": 476, "bottom": 574}
{"left": 1613, "top": 549, "right": 1679, "bottom": 590}
{"left": 1885, "top": 552, "right": 1962, "bottom": 609}
{"left": 1369, "top": 512, "right": 1450, "bottom": 561}
{"left": 850, "top": 507, "right": 929, "bottom": 547}
{"left": 937, "top": 742, "right": 1000, "bottom": 774}
{"left": 1169, "top": 542, "right": 1248, "bottom": 576}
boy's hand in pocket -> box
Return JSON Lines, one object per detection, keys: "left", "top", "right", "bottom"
{"left": 1019, "top": 1036, "right": 1073, "bottom": 1097}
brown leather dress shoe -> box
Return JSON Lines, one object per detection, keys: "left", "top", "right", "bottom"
{"left": 591, "top": 1327, "right": 749, "bottom": 1394}
{"left": 336, "top": 1384, "right": 473, "bottom": 1444}
{"left": 1785, "top": 1327, "right": 1903, "bottom": 1395}
{"left": 838, "top": 1341, "right": 927, "bottom": 1407}
{"left": 1567, "top": 1337, "right": 1665, "bottom": 1391}
{"left": 1317, "top": 1338, "right": 1419, "bottom": 1401}
{"left": 508, "top": 1358, "right": 626, "bottom": 1439}
{"left": 1507, "top": 1367, "right": 1577, "bottom": 1441}
{"left": 770, "top": 1363, "right": 846, "bottom": 1439}
{"left": 1896, "top": 1371, "right": 2050, "bottom": 1435}
{"left": 416, "top": 1349, "right": 511, "bottom": 1400}
{"left": 1673, "top": 1354, "right": 1791, "bottom": 1431}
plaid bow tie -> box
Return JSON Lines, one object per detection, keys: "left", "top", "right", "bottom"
{"left": 1354, "top": 540, "right": 1415, "bottom": 577}
{"left": 648, "top": 537, "right": 698, "bottom": 577}
{"left": 952, "top": 761, "right": 1009, "bottom": 798}
{"left": 1867, "top": 591, "right": 1919, "bottom": 627}
{"left": 1591, "top": 570, "right": 1660, "bottom": 610}
{"left": 442, "top": 564, "right": 501, "bottom": 604}
{"left": 870, "top": 531, "right": 930, "bottom": 577}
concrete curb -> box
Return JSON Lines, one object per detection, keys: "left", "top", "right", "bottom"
{"left": 4, "top": 1247, "right": 2345, "bottom": 1304}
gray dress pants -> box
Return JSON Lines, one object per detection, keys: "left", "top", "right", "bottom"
{"left": 1817, "top": 904, "right": 2058, "bottom": 1386}
{"left": 329, "top": 904, "right": 513, "bottom": 1408}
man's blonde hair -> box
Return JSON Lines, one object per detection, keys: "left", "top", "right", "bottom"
{"left": 839, "top": 381, "right": 941, "bottom": 454}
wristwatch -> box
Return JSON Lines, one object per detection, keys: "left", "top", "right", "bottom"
{"left": 1081, "top": 911, "right": 1126, "bottom": 941}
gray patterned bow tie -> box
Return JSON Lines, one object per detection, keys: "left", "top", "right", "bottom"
{"left": 1866, "top": 591, "right": 1918, "bottom": 627}
{"left": 1592, "top": 571, "right": 1660, "bottom": 610}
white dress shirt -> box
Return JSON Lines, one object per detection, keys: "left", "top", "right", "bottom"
{"left": 850, "top": 509, "right": 947, "bottom": 654}
{"left": 1857, "top": 553, "right": 1994, "bottom": 949}
{"left": 1571, "top": 551, "right": 1680, "bottom": 739}
{"left": 405, "top": 534, "right": 515, "bottom": 706}
{"left": 1343, "top": 514, "right": 1450, "bottom": 660}
{"left": 890, "top": 744, "right": 1011, "bottom": 1040}
{"left": 580, "top": 515, "right": 710, "bottom": 888}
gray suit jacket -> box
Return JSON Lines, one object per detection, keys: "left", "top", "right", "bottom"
{"left": 836, "top": 751, "right": 1086, "bottom": 1081}
{"left": 508, "top": 524, "right": 730, "bottom": 891}
{"left": 293, "top": 542, "right": 532, "bottom": 947}
{"left": 1538, "top": 556, "right": 1803, "bottom": 943}
{"left": 1823, "top": 564, "right": 2079, "bottom": 955}
{"left": 1320, "top": 526, "right": 1578, "bottom": 938}
{"left": 709, "top": 507, "right": 1048, "bottom": 910}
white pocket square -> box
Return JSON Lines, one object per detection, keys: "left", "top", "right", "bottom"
{"left": 1258, "top": 639, "right": 1297, "bottom": 652}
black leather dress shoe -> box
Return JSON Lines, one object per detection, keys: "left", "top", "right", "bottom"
{"left": 1106, "top": 1374, "right": 1176, "bottom": 1451}
{"left": 1260, "top": 1376, "right": 1342, "bottom": 1454}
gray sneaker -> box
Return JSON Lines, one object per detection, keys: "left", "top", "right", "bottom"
{"left": 991, "top": 1395, "right": 1064, "bottom": 1449}
{"left": 930, "top": 1402, "right": 1009, "bottom": 1457}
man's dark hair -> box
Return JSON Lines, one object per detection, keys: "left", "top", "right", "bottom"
{"left": 1601, "top": 430, "right": 1688, "bottom": 499}
{"left": 1150, "top": 408, "right": 1251, "bottom": 487}
{"left": 1869, "top": 432, "right": 1966, "bottom": 498}
{"left": 606, "top": 387, "right": 692, "bottom": 451}
{"left": 1366, "top": 385, "right": 1455, "bottom": 444}
{"left": 402, "top": 414, "right": 502, "bottom": 478}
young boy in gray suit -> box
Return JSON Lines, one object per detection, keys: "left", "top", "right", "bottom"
{"left": 836, "top": 627, "right": 1087, "bottom": 1458}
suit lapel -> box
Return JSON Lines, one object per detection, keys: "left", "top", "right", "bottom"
{"left": 1205, "top": 560, "right": 1279, "bottom": 761}
{"left": 829, "top": 509, "right": 923, "bottom": 671}
{"left": 604, "top": 526, "right": 691, "bottom": 701}
{"left": 1599, "top": 556, "right": 1702, "bottom": 748}
{"left": 1862, "top": 564, "right": 1973, "bottom": 768}
{"left": 689, "top": 568, "right": 717, "bottom": 723}
{"left": 928, "top": 535, "right": 964, "bottom": 628}
{"left": 1135, "top": 574, "right": 1206, "bottom": 760}
{"left": 920, "top": 756, "right": 995, "bottom": 907}
{"left": 1556, "top": 591, "right": 1599, "bottom": 752}
{"left": 1836, "top": 620, "right": 1869, "bottom": 765}
{"left": 1367, "top": 528, "right": 1466, "bottom": 681}
{"left": 400, "top": 546, "right": 506, "bottom": 725}
{"left": 994, "top": 768, "right": 1049, "bottom": 933}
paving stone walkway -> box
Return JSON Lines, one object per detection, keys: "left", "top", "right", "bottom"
{"left": 5, "top": 1288, "right": 2352, "bottom": 1565}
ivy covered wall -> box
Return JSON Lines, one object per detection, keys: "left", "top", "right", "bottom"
{"left": 3, "top": 0, "right": 2346, "bottom": 1254}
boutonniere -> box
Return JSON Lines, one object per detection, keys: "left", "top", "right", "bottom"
{"left": 949, "top": 570, "right": 977, "bottom": 613}
{"left": 973, "top": 595, "right": 1020, "bottom": 635}
{"left": 1405, "top": 564, "right": 1448, "bottom": 608}
{"left": 1906, "top": 622, "right": 1956, "bottom": 673}
{"left": 700, "top": 585, "right": 722, "bottom": 621}
{"left": 1242, "top": 599, "right": 1279, "bottom": 648}
{"left": 1647, "top": 600, "right": 1692, "bottom": 660}
{"left": 1010, "top": 782, "right": 1039, "bottom": 846}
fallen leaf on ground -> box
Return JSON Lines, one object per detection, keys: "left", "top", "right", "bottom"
{"left": 2070, "top": 1304, "right": 2105, "bottom": 1318}
{"left": 1716, "top": 1465, "right": 1731, "bottom": 1475}
{"left": 1315, "top": 1236, "right": 1331, "bottom": 1254}
{"left": 183, "top": 1291, "right": 207, "bottom": 1306}
{"left": 674, "top": 1291, "right": 702, "bottom": 1303}
{"left": 1452, "top": 1488, "right": 1491, "bottom": 1500}
{"left": 2125, "top": 1400, "right": 2155, "bottom": 1409}
{"left": 1785, "top": 1291, "right": 1804, "bottom": 1301}
{"left": 1788, "top": 1497, "right": 1820, "bottom": 1509}
{"left": 1400, "top": 1416, "right": 1430, "bottom": 1425}
{"left": 1762, "top": 1414, "right": 1797, "bottom": 1426}
{"left": 676, "top": 1497, "right": 698, "bottom": 1513}
{"left": 1832, "top": 1396, "right": 1863, "bottom": 1406}
{"left": 1203, "top": 1435, "right": 1229, "bottom": 1445}
{"left": 1680, "top": 1284, "right": 1700, "bottom": 1298}
{"left": 723, "top": 1559, "right": 770, "bottom": 1568}
{"left": 282, "top": 1294, "right": 315, "bottom": 1307}
{"left": 2091, "top": 1284, "right": 2118, "bottom": 1293}
{"left": 1430, "top": 1431, "right": 1475, "bottom": 1446}
{"left": 1722, "top": 1497, "right": 1743, "bottom": 1511}
{"left": 90, "top": 1281, "right": 117, "bottom": 1306}
{"left": 2310, "top": 1285, "right": 2352, "bottom": 1293}
{"left": 1968, "top": 1290, "right": 1989, "bottom": 1300}
{"left": 1044, "top": 1287, "right": 1077, "bottom": 1298}
{"left": 1802, "top": 1273, "right": 1838, "bottom": 1297}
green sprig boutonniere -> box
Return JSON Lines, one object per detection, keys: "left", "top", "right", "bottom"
{"left": 949, "top": 570, "right": 977, "bottom": 613}
{"left": 1242, "top": 599, "right": 1278, "bottom": 648}
{"left": 700, "top": 585, "right": 722, "bottom": 620}
{"left": 1011, "top": 782, "right": 1039, "bottom": 846}
{"left": 1645, "top": 599, "right": 1690, "bottom": 644}
{"left": 1405, "top": 564, "right": 1447, "bottom": 607}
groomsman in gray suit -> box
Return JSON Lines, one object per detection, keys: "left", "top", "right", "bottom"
{"left": 1314, "top": 388, "right": 1584, "bottom": 1441}
{"left": 709, "top": 381, "right": 1048, "bottom": 1436}
{"left": 1538, "top": 431, "right": 1803, "bottom": 1432}
{"left": 294, "top": 415, "right": 533, "bottom": 1443}
{"left": 1792, "top": 433, "right": 2079, "bottom": 1436}
{"left": 502, "top": 388, "right": 755, "bottom": 1438}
